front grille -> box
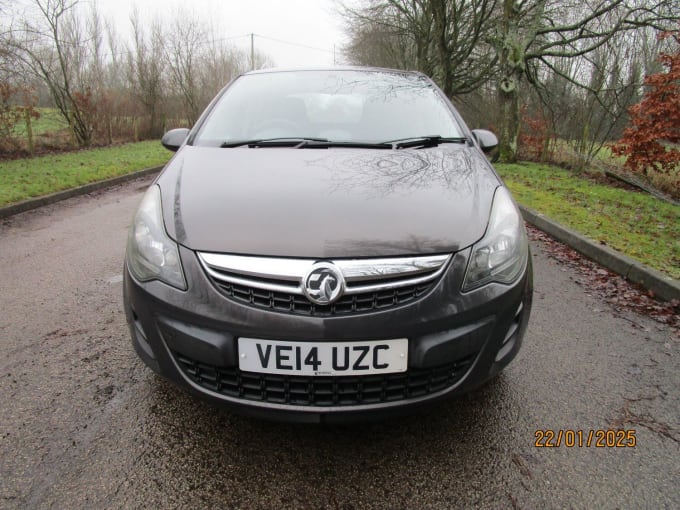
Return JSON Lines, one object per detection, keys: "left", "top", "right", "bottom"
{"left": 172, "top": 350, "right": 476, "bottom": 407}
{"left": 198, "top": 252, "right": 450, "bottom": 316}
{"left": 214, "top": 280, "right": 433, "bottom": 316}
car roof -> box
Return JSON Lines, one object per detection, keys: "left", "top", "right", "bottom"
{"left": 243, "top": 66, "right": 425, "bottom": 77}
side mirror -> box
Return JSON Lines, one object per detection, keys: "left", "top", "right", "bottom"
{"left": 471, "top": 129, "right": 499, "bottom": 153}
{"left": 161, "top": 128, "right": 190, "bottom": 152}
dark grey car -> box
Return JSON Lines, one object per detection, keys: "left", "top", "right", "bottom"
{"left": 123, "top": 67, "right": 532, "bottom": 423}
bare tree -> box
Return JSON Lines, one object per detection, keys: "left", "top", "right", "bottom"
{"left": 523, "top": 30, "right": 646, "bottom": 169}
{"left": 0, "top": 0, "right": 17, "bottom": 80}
{"left": 0, "top": 0, "right": 275, "bottom": 149}
{"left": 164, "top": 11, "right": 204, "bottom": 126}
{"left": 127, "top": 10, "right": 166, "bottom": 137}
{"left": 342, "top": 0, "right": 679, "bottom": 163}
{"left": 342, "top": 0, "right": 498, "bottom": 96}
{"left": 495, "top": 0, "right": 679, "bottom": 161}
{"left": 344, "top": 14, "right": 417, "bottom": 70}
{"left": 196, "top": 36, "right": 248, "bottom": 108}
{"left": 9, "top": 0, "right": 99, "bottom": 146}
{"left": 129, "top": 11, "right": 253, "bottom": 135}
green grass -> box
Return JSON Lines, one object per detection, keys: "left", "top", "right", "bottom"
{"left": 0, "top": 141, "right": 170, "bottom": 207}
{"left": 591, "top": 143, "right": 627, "bottom": 165}
{"left": 12, "top": 107, "right": 69, "bottom": 137}
{"left": 497, "top": 162, "right": 680, "bottom": 279}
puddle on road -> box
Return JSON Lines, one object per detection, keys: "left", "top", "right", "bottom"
{"left": 107, "top": 274, "right": 123, "bottom": 284}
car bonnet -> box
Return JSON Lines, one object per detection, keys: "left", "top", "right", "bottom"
{"left": 157, "top": 145, "right": 500, "bottom": 258}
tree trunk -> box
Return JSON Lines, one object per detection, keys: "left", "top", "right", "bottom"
{"left": 498, "top": 68, "right": 521, "bottom": 162}
{"left": 497, "top": 0, "right": 524, "bottom": 163}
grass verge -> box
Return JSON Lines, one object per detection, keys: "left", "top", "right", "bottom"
{"left": 497, "top": 162, "right": 680, "bottom": 280}
{"left": 0, "top": 141, "right": 170, "bottom": 207}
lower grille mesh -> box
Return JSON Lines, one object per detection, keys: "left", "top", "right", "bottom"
{"left": 172, "top": 350, "right": 476, "bottom": 407}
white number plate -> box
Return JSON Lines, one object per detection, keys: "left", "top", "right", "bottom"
{"left": 238, "top": 338, "right": 408, "bottom": 376}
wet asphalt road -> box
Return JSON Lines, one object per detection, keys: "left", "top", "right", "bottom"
{"left": 0, "top": 176, "right": 678, "bottom": 509}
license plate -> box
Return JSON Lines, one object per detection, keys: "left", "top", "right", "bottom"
{"left": 238, "top": 338, "right": 408, "bottom": 376}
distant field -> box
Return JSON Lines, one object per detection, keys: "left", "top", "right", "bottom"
{"left": 12, "top": 107, "right": 69, "bottom": 137}
{"left": 497, "top": 162, "right": 680, "bottom": 279}
{"left": 0, "top": 141, "right": 170, "bottom": 207}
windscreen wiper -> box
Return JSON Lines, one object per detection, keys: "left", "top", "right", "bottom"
{"left": 220, "top": 137, "right": 329, "bottom": 148}
{"left": 220, "top": 137, "right": 462, "bottom": 150}
{"left": 386, "top": 135, "right": 469, "bottom": 149}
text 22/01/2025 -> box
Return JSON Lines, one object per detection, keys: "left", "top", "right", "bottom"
{"left": 534, "top": 429, "right": 637, "bottom": 448}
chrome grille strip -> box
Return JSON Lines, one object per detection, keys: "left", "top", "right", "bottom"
{"left": 199, "top": 253, "right": 309, "bottom": 282}
{"left": 342, "top": 266, "right": 447, "bottom": 295}
{"left": 198, "top": 252, "right": 450, "bottom": 295}
{"left": 335, "top": 256, "right": 448, "bottom": 281}
{"left": 200, "top": 264, "right": 303, "bottom": 295}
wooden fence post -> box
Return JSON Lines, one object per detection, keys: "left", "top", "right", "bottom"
{"left": 24, "top": 108, "right": 34, "bottom": 155}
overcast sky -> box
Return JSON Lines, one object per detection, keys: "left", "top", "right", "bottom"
{"left": 94, "top": 0, "right": 348, "bottom": 68}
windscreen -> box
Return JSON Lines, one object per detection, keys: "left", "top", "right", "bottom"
{"left": 193, "top": 70, "right": 463, "bottom": 145}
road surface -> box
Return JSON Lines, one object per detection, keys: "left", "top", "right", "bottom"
{"left": 1, "top": 177, "right": 678, "bottom": 508}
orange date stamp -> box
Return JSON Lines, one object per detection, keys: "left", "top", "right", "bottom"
{"left": 534, "top": 429, "right": 636, "bottom": 448}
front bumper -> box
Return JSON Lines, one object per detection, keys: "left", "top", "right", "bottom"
{"left": 123, "top": 246, "right": 532, "bottom": 423}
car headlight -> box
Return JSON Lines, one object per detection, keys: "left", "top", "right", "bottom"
{"left": 463, "top": 186, "right": 528, "bottom": 291}
{"left": 127, "top": 185, "right": 186, "bottom": 290}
